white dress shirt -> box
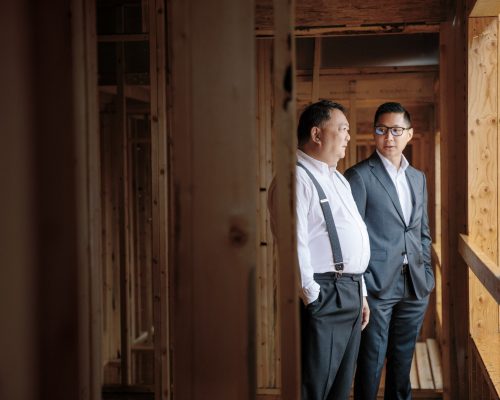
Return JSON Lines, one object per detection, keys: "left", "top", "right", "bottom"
{"left": 376, "top": 150, "right": 413, "bottom": 263}
{"left": 296, "top": 150, "right": 370, "bottom": 304}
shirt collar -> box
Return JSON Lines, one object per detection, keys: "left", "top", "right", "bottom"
{"left": 297, "top": 149, "right": 337, "bottom": 175}
{"left": 376, "top": 150, "right": 409, "bottom": 174}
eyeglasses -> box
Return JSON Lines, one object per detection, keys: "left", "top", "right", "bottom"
{"left": 374, "top": 126, "right": 411, "bottom": 136}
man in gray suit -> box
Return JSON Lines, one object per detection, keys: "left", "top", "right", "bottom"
{"left": 345, "top": 102, "right": 435, "bottom": 400}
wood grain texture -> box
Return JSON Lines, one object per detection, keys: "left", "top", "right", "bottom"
{"left": 467, "top": 16, "right": 500, "bottom": 340}
{"left": 149, "top": 0, "right": 170, "bottom": 397}
{"left": 272, "top": 0, "right": 301, "bottom": 398}
{"left": 256, "top": 38, "right": 281, "bottom": 391}
{"left": 169, "top": 0, "right": 257, "bottom": 398}
{"left": 426, "top": 338, "right": 443, "bottom": 390}
{"left": 256, "top": 0, "right": 446, "bottom": 32}
{"left": 459, "top": 234, "right": 500, "bottom": 304}
{"left": 470, "top": 335, "right": 500, "bottom": 399}
{"left": 416, "top": 342, "right": 435, "bottom": 389}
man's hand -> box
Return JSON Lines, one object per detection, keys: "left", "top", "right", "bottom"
{"left": 361, "top": 296, "right": 370, "bottom": 330}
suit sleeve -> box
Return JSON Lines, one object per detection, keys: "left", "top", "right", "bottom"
{"left": 344, "top": 167, "right": 367, "bottom": 218}
{"left": 421, "top": 173, "right": 435, "bottom": 289}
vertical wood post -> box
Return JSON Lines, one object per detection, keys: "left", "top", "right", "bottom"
{"left": 169, "top": 0, "right": 257, "bottom": 398}
{"left": 273, "top": 0, "right": 300, "bottom": 398}
{"left": 71, "top": 0, "right": 102, "bottom": 397}
{"left": 150, "top": 0, "right": 170, "bottom": 398}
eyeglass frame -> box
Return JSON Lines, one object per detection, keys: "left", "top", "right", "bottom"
{"left": 374, "top": 125, "right": 412, "bottom": 137}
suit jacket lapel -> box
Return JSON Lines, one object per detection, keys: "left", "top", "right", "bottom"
{"left": 405, "top": 167, "right": 419, "bottom": 226}
{"left": 369, "top": 152, "right": 406, "bottom": 225}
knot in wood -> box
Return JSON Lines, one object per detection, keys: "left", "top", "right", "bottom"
{"left": 229, "top": 225, "right": 248, "bottom": 247}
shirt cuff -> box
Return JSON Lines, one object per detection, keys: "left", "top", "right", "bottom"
{"left": 302, "top": 280, "right": 320, "bottom": 305}
{"left": 361, "top": 275, "right": 367, "bottom": 297}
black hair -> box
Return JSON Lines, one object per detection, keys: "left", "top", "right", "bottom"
{"left": 297, "top": 100, "right": 346, "bottom": 147}
{"left": 373, "top": 102, "right": 411, "bottom": 127}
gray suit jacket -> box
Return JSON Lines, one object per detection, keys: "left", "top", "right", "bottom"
{"left": 345, "top": 152, "right": 435, "bottom": 299}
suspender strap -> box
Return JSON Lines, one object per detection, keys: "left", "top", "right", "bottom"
{"left": 297, "top": 162, "right": 344, "bottom": 272}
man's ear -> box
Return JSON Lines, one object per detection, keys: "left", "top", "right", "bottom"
{"left": 407, "top": 127, "right": 414, "bottom": 141}
{"left": 311, "top": 126, "right": 321, "bottom": 144}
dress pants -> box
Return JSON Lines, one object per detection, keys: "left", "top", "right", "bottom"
{"left": 301, "top": 272, "right": 363, "bottom": 400}
{"left": 354, "top": 266, "right": 429, "bottom": 400}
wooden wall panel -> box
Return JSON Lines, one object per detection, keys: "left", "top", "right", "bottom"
{"left": 467, "top": 16, "right": 499, "bottom": 339}
{"left": 169, "top": 0, "right": 257, "bottom": 398}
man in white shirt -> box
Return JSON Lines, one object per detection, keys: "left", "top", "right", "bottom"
{"left": 270, "top": 100, "right": 370, "bottom": 400}
{"left": 345, "top": 102, "right": 435, "bottom": 400}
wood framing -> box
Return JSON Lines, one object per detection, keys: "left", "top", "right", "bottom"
{"left": 149, "top": 0, "right": 170, "bottom": 398}
{"left": 169, "top": 0, "right": 257, "bottom": 398}
{"left": 256, "top": 38, "right": 281, "bottom": 392}
{"left": 272, "top": 0, "right": 301, "bottom": 398}
{"left": 72, "top": 0, "right": 102, "bottom": 397}
{"left": 439, "top": 3, "right": 469, "bottom": 396}
{"left": 255, "top": 0, "right": 446, "bottom": 34}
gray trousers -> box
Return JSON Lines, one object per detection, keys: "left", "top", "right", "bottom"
{"left": 354, "top": 267, "right": 429, "bottom": 400}
{"left": 301, "top": 272, "right": 363, "bottom": 400}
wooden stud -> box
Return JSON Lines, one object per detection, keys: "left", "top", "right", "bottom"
{"left": 347, "top": 80, "right": 358, "bottom": 168}
{"left": 169, "top": 0, "right": 257, "bottom": 398}
{"left": 439, "top": 11, "right": 470, "bottom": 399}
{"left": 273, "top": 0, "right": 301, "bottom": 398}
{"left": 72, "top": 0, "right": 102, "bottom": 397}
{"left": 149, "top": 0, "right": 170, "bottom": 397}
{"left": 116, "top": 6, "right": 132, "bottom": 384}
{"left": 311, "top": 37, "right": 321, "bottom": 102}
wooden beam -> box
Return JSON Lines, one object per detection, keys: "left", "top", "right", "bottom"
{"left": 311, "top": 37, "right": 321, "bottom": 102}
{"left": 255, "top": 0, "right": 445, "bottom": 33}
{"left": 256, "top": 38, "right": 281, "bottom": 392}
{"left": 470, "top": 0, "right": 500, "bottom": 17}
{"left": 116, "top": 12, "right": 132, "bottom": 383}
{"left": 99, "top": 85, "right": 150, "bottom": 103}
{"left": 256, "top": 23, "right": 440, "bottom": 37}
{"left": 1, "top": 2, "right": 37, "bottom": 400}
{"left": 439, "top": 9, "right": 470, "bottom": 398}
{"left": 347, "top": 80, "right": 357, "bottom": 167}
{"left": 169, "top": 0, "right": 257, "bottom": 398}
{"left": 273, "top": 0, "right": 301, "bottom": 398}
{"left": 459, "top": 235, "right": 500, "bottom": 304}
{"left": 72, "top": 0, "right": 102, "bottom": 397}
{"left": 98, "top": 33, "right": 149, "bottom": 42}
{"left": 149, "top": 0, "right": 170, "bottom": 398}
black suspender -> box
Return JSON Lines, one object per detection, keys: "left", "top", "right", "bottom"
{"left": 297, "top": 162, "right": 344, "bottom": 273}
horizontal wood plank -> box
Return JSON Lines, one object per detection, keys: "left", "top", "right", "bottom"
{"left": 416, "top": 342, "right": 435, "bottom": 389}
{"left": 459, "top": 234, "right": 500, "bottom": 304}
{"left": 256, "top": 0, "right": 445, "bottom": 32}
{"left": 426, "top": 338, "right": 443, "bottom": 390}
